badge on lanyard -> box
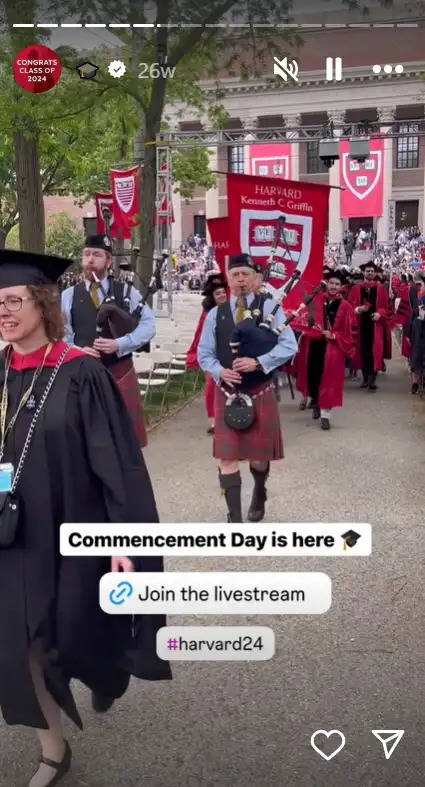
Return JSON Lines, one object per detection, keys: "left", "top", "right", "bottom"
{"left": 0, "top": 463, "right": 14, "bottom": 493}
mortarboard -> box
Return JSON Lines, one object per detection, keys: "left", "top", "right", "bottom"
{"left": 359, "top": 260, "right": 379, "bottom": 271}
{"left": 84, "top": 234, "right": 113, "bottom": 253}
{"left": 324, "top": 269, "right": 344, "bottom": 282}
{"left": 228, "top": 254, "right": 254, "bottom": 271}
{"left": 202, "top": 272, "right": 227, "bottom": 296}
{"left": 0, "top": 250, "right": 72, "bottom": 288}
{"left": 76, "top": 61, "right": 99, "bottom": 80}
{"left": 341, "top": 529, "right": 361, "bottom": 550}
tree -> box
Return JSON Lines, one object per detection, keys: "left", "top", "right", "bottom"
{"left": 45, "top": 212, "right": 85, "bottom": 260}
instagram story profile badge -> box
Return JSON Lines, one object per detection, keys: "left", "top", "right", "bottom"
{"left": 13, "top": 44, "right": 61, "bottom": 94}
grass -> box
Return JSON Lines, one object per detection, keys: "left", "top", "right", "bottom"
{"left": 142, "top": 368, "right": 205, "bottom": 429}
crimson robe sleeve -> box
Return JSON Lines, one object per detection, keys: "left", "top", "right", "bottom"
{"left": 332, "top": 302, "right": 355, "bottom": 359}
{"left": 186, "top": 311, "right": 207, "bottom": 369}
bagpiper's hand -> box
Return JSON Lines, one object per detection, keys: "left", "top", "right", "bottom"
{"left": 111, "top": 556, "right": 134, "bottom": 572}
{"left": 93, "top": 337, "right": 119, "bottom": 353}
{"left": 233, "top": 357, "right": 258, "bottom": 373}
{"left": 371, "top": 312, "right": 380, "bottom": 321}
{"left": 322, "top": 329, "right": 333, "bottom": 339}
{"left": 220, "top": 368, "right": 242, "bottom": 386}
{"left": 82, "top": 346, "right": 101, "bottom": 359}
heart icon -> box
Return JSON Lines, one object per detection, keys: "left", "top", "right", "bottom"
{"left": 310, "top": 730, "right": 346, "bottom": 760}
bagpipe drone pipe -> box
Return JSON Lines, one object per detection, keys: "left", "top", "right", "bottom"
{"left": 93, "top": 252, "right": 166, "bottom": 352}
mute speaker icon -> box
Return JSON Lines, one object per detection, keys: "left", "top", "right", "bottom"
{"left": 273, "top": 56, "right": 299, "bottom": 82}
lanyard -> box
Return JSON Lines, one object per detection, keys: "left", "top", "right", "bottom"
{"left": 0, "top": 343, "right": 52, "bottom": 456}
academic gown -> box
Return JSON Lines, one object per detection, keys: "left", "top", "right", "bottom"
{"left": 186, "top": 310, "right": 215, "bottom": 417}
{"left": 0, "top": 342, "right": 171, "bottom": 730}
{"left": 296, "top": 295, "right": 354, "bottom": 409}
{"left": 348, "top": 282, "right": 390, "bottom": 373}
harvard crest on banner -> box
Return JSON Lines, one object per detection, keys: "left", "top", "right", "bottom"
{"left": 339, "top": 138, "right": 384, "bottom": 219}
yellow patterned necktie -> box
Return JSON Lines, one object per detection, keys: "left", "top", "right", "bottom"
{"left": 90, "top": 282, "right": 100, "bottom": 308}
{"left": 234, "top": 297, "right": 245, "bottom": 324}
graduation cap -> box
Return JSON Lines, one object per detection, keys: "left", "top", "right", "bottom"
{"left": 76, "top": 61, "right": 99, "bottom": 80}
{"left": 0, "top": 250, "right": 72, "bottom": 287}
{"left": 228, "top": 254, "right": 254, "bottom": 271}
{"left": 359, "top": 260, "right": 379, "bottom": 271}
{"left": 341, "top": 529, "right": 361, "bottom": 550}
{"left": 324, "top": 269, "right": 344, "bottom": 282}
{"left": 84, "top": 234, "right": 112, "bottom": 253}
{"left": 202, "top": 271, "right": 227, "bottom": 296}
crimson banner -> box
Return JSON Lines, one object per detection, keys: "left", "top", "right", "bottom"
{"left": 110, "top": 166, "right": 140, "bottom": 239}
{"left": 206, "top": 217, "right": 234, "bottom": 275}
{"left": 226, "top": 173, "right": 330, "bottom": 310}
{"left": 339, "top": 138, "right": 384, "bottom": 219}
{"left": 248, "top": 143, "right": 292, "bottom": 179}
{"left": 94, "top": 192, "right": 117, "bottom": 237}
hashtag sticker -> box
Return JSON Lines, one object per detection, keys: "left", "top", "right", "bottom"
{"left": 157, "top": 626, "right": 275, "bottom": 661}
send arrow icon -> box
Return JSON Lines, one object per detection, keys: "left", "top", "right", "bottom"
{"left": 372, "top": 730, "right": 404, "bottom": 759}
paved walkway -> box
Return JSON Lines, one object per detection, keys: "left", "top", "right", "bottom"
{"left": 2, "top": 350, "right": 425, "bottom": 787}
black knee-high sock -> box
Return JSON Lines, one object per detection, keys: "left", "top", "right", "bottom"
{"left": 219, "top": 470, "right": 242, "bottom": 522}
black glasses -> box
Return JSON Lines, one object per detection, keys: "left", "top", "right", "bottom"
{"left": 0, "top": 296, "right": 33, "bottom": 312}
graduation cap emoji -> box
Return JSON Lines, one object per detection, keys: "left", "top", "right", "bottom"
{"left": 342, "top": 529, "right": 361, "bottom": 551}
{"left": 76, "top": 62, "right": 99, "bottom": 80}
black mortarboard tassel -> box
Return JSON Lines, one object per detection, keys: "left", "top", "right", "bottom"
{"left": 342, "top": 529, "right": 361, "bottom": 550}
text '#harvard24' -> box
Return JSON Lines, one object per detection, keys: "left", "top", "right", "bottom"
{"left": 60, "top": 523, "right": 372, "bottom": 556}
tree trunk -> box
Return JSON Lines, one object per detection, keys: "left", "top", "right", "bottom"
{"left": 14, "top": 132, "right": 45, "bottom": 252}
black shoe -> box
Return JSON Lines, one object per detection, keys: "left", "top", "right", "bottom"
{"left": 360, "top": 379, "right": 369, "bottom": 388}
{"left": 207, "top": 425, "right": 214, "bottom": 434}
{"left": 248, "top": 463, "right": 270, "bottom": 522}
{"left": 31, "top": 740, "right": 72, "bottom": 786}
{"left": 299, "top": 399, "right": 307, "bottom": 411}
{"left": 312, "top": 406, "right": 320, "bottom": 420}
{"left": 92, "top": 692, "right": 115, "bottom": 713}
{"left": 220, "top": 470, "right": 243, "bottom": 522}
{"left": 368, "top": 375, "right": 378, "bottom": 391}
{"left": 411, "top": 383, "right": 419, "bottom": 394}
{"left": 321, "top": 417, "right": 330, "bottom": 430}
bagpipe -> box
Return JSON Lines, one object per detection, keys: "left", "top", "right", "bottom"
{"left": 93, "top": 253, "right": 166, "bottom": 351}
{"left": 222, "top": 215, "right": 326, "bottom": 430}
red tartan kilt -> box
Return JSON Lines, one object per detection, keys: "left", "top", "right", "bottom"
{"left": 111, "top": 358, "right": 147, "bottom": 448}
{"left": 213, "top": 382, "right": 283, "bottom": 462}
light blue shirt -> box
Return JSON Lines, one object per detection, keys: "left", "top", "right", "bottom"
{"left": 197, "top": 293, "right": 298, "bottom": 384}
{"left": 61, "top": 277, "right": 155, "bottom": 357}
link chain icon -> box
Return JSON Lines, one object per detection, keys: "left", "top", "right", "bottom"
{"left": 273, "top": 56, "right": 298, "bottom": 82}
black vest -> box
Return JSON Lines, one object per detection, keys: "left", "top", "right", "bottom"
{"left": 216, "top": 297, "right": 273, "bottom": 391}
{"left": 71, "top": 279, "right": 128, "bottom": 368}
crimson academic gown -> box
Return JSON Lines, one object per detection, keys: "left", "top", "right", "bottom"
{"left": 348, "top": 282, "right": 391, "bottom": 373}
{"left": 186, "top": 310, "right": 215, "bottom": 417}
{"left": 296, "top": 295, "right": 354, "bottom": 409}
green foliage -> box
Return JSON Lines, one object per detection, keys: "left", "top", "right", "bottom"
{"left": 5, "top": 225, "right": 19, "bottom": 249}
{"left": 172, "top": 147, "right": 217, "bottom": 200}
{"left": 45, "top": 212, "right": 84, "bottom": 260}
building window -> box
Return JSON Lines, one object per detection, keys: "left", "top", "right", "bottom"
{"left": 228, "top": 140, "right": 245, "bottom": 173}
{"left": 396, "top": 123, "right": 419, "bottom": 169}
{"left": 306, "top": 139, "right": 328, "bottom": 174}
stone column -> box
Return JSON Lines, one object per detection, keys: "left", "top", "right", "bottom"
{"left": 327, "top": 111, "right": 345, "bottom": 243}
{"left": 376, "top": 107, "right": 395, "bottom": 244}
{"left": 205, "top": 136, "right": 220, "bottom": 243}
{"left": 241, "top": 117, "right": 258, "bottom": 174}
{"left": 283, "top": 113, "right": 301, "bottom": 180}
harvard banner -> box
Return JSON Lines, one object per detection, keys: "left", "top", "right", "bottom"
{"left": 226, "top": 173, "right": 330, "bottom": 310}
{"left": 339, "top": 138, "right": 384, "bottom": 219}
{"left": 110, "top": 166, "right": 140, "bottom": 239}
{"left": 248, "top": 143, "right": 292, "bottom": 180}
{"left": 94, "top": 192, "right": 117, "bottom": 236}
{"left": 206, "top": 217, "right": 233, "bottom": 274}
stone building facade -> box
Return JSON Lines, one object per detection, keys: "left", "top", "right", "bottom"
{"left": 167, "top": 20, "right": 425, "bottom": 246}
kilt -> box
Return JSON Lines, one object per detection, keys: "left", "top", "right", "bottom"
{"left": 213, "top": 381, "right": 283, "bottom": 462}
{"left": 110, "top": 357, "right": 147, "bottom": 448}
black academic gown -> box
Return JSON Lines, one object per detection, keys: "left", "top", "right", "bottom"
{"left": 0, "top": 342, "right": 171, "bottom": 730}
